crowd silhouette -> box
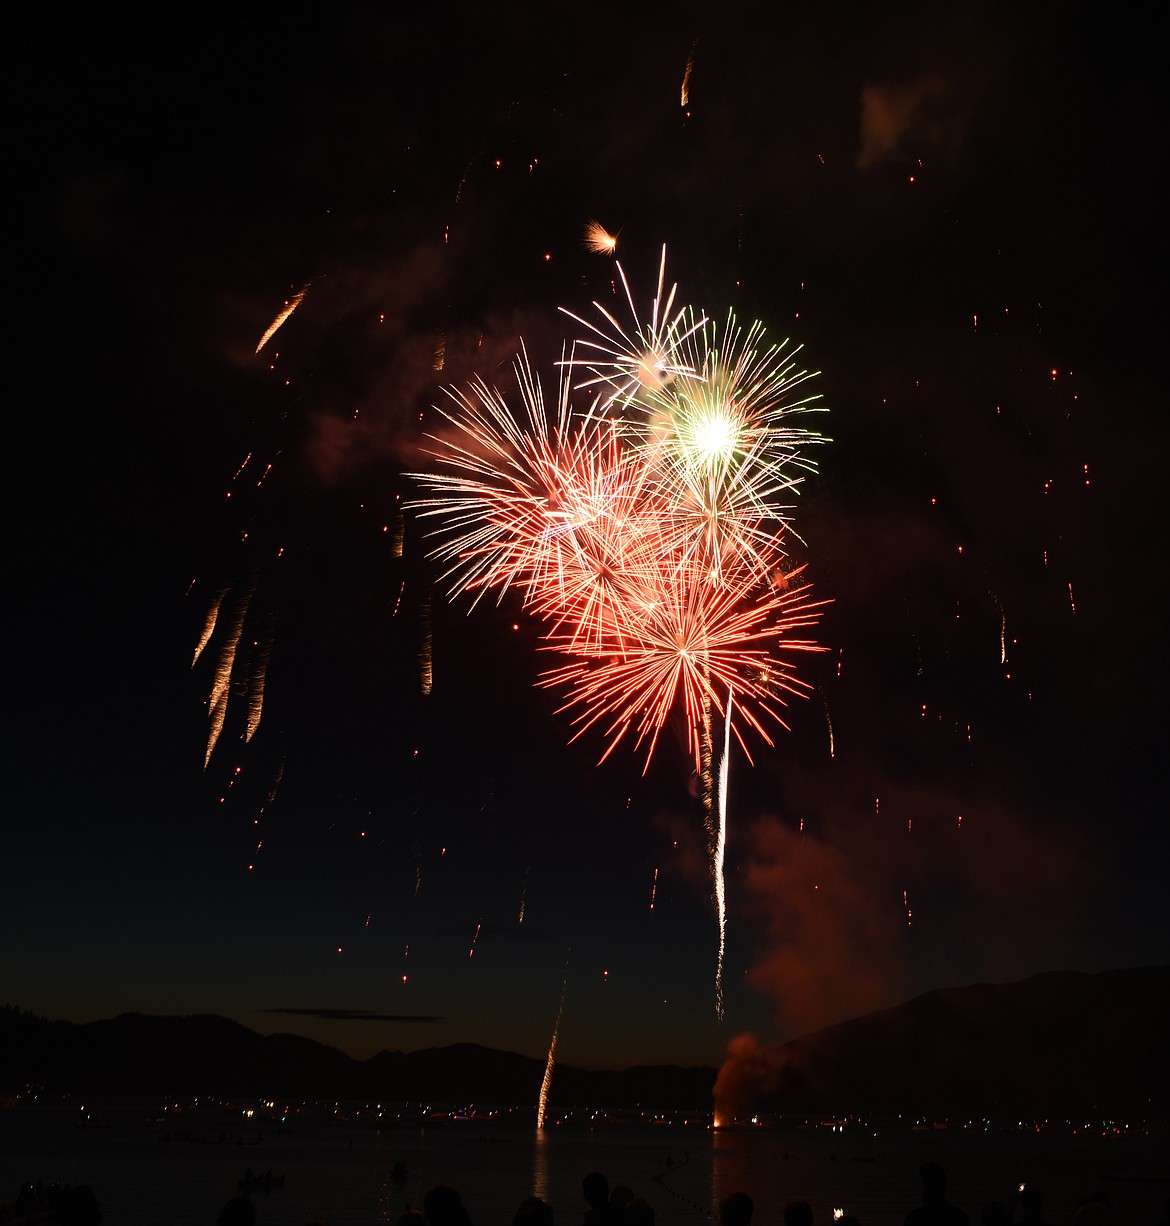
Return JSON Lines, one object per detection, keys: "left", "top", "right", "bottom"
{"left": 208, "top": 1162, "right": 1124, "bottom": 1226}
{"left": 2, "top": 1151, "right": 1127, "bottom": 1225}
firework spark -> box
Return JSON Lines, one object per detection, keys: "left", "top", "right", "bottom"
{"left": 255, "top": 285, "right": 308, "bottom": 354}
{"left": 559, "top": 247, "right": 706, "bottom": 415}
{"left": 583, "top": 220, "right": 618, "bottom": 256}
{"left": 542, "top": 563, "right": 825, "bottom": 772}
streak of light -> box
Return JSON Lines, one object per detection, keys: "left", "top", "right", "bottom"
{"left": 820, "top": 688, "right": 835, "bottom": 758}
{"left": 991, "top": 591, "right": 1008, "bottom": 664}
{"left": 255, "top": 286, "right": 308, "bottom": 354}
{"left": 419, "top": 593, "right": 433, "bottom": 695}
{"left": 714, "top": 685, "right": 732, "bottom": 1022}
{"left": 1068, "top": 582, "right": 1076, "bottom": 613}
{"left": 454, "top": 156, "right": 477, "bottom": 204}
{"left": 469, "top": 920, "right": 482, "bottom": 957}
{"left": 680, "top": 38, "right": 697, "bottom": 105}
{"left": 205, "top": 586, "right": 253, "bottom": 767}
{"left": 391, "top": 512, "right": 405, "bottom": 558}
{"left": 537, "top": 953, "right": 569, "bottom": 1128}
{"left": 204, "top": 691, "right": 228, "bottom": 770}
{"left": 903, "top": 889, "right": 913, "bottom": 927}
{"left": 245, "top": 621, "right": 274, "bottom": 743}
{"left": 519, "top": 865, "right": 529, "bottom": 924}
{"left": 649, "top": 866, "right": 658, "bottom": 910}
{"left": 265, "top": 757, "right": 285, "bottom": 806}
{"left": 192, "top": 587, "right": 229, "bottom": 667}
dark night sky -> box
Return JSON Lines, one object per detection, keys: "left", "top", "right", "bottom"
{"left": 6, "top": 3, "right": 1166, "bottom": 1074}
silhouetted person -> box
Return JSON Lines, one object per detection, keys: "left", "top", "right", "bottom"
{"left": 980, "top": 1201, "right": 1008, "bottom": 1226}
{"left": 625, "top": 1199, "right": 655, "bottom": 1226}
{"left": 1072, "top": 1190, "right": 1112, "bottom": 1226}
{"left": 905, "top": 1162, "right": 969, "bottom": 1226}
{"left": 424, "top": 1183, "right": 473, "bottom": 1226}
{"left": 584, "top": 1171, "right": 612, "bottom": 1226}
{"left": 784, "top": 1202, "right": 814, "bottom": 1226}
{"left": 217, "top": 1196, "right": 256, "bottom": 1226}
{"left": 57, "top": 1185, "right": 102, "bottom": 1226}
{"left": 610, "top": 1186, "right": 635, "bottom": 1223}
{"left": 515, "top": 1196, "right": 555, "bottom": 1226}
{"left": 720, "top": 1192, "right": 754, "bottom": 1226}
{"left": 1017, "top": 1189, "right": 1054, "bottom": 1226}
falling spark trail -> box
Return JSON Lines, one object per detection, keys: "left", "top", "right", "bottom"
{"left": 192, "top": 587, "right": 228, "bottom": 667}
{"left": 419, "top": 592, "right": 433, "bottom": 695}
{"left": 391, "top": 512, "right": 405, "bottom": 558}
{"left": 991, "top": 591, "right": 1007, "bottom": 663}
{"left": 205, "top": 691, "right": 228, "bottom": 770}
{"left": 245, "top": 622, "right": 274, "bottom": 743}
{"left": 205, "top": 586, "right": 253, "bottom": 767}
{"left": 649, "top": 866, "right": 658, "bottom": 910}
{"left": 537, "top": 953, "right": 569, "bottom": 1128}
{"left": 714, "top": 685, "right": 732, "bottom": 1021}
{"left": 820, "top": 687, "right": 835, "bottom": 758}
{"left": 255, "top": 285, "right": 308, "bottom": 354}
{"left": 265, "top": 758, "right": 285, "bottom": 806}
{"left": 680, "top": 39, "right": 697, "bottom": 105}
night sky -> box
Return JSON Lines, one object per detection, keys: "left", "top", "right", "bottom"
{"left": 7, "top": 3, "right": 1166, "bottom": 1075}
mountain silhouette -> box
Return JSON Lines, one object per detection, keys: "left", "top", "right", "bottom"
{"left": 3, "top": 966, "right": 1166, "bottom": 1114}
{"left": 714, "top": 966, "right": 1169, "bottom": 1119}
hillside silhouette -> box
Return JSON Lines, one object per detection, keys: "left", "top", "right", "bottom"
{"left": 715, "top": 966, "right": 1169, "bottom": 1119}
{"left": 3, "top": 966, "right": 1166, "bottom": 1114}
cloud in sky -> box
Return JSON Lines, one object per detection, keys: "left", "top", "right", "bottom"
{"left": 265, "top": 1008, "right": 442, "bottom": 1023}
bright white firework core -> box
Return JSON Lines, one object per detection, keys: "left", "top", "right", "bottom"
{"left": 681, "top": 403, "right": 740, "bottom": 468}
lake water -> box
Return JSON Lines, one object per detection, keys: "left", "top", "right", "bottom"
{"left": 1, "top": 1100, "right": 1165, "bottom": 1226}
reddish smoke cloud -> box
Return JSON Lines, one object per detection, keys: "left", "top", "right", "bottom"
{"left": 856, "top": 74, "right": 954, "bottom": 169}
{"left": 712, "top": 760, "right": 1105, "bottom": 1115}
{"left": 712, "top": 1032, "right": 791, "bottom": 1124}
